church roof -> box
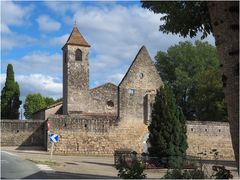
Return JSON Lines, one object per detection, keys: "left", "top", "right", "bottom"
{"left": 64, "top": 27, "right": 90, "bottom": 47}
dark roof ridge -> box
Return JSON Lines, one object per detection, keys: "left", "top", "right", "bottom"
{"left": 90, "top": 82, "right": 117, "bottom": 91}
{"left": 32, "top": 101, "right": 63, "bottom": 115}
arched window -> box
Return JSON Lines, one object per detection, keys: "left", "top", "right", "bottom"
{"left": 75, "top": 49, "right": 82, "bottom": 61}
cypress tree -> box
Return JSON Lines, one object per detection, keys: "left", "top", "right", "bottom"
{"left": 1, "top": 64, "right": 22, "bottom": 119}
{"left": 148, "top": 85, "right": 188, "bottom": 168}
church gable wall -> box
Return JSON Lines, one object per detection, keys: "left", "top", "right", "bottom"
{"left": 119, "top": 47, "right": 163, "bottom": 122}
{"left": 89, "top": 83, "right": 118, "bottom": 114}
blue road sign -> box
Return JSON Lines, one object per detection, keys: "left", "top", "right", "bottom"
{"left": 50, "top": 133, "right": 59, "bottom": 143}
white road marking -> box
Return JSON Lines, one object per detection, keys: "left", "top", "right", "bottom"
{"left": 36, "top": 164, "right": 55, "bottom": 172}
{"left": 1, "top": 151, "right": 17, "bottom": 156}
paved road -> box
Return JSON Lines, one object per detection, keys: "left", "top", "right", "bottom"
{"left": 1, "top": 151, "right": 45, "bottom": 179}
{"left": 1, "top": 150, "right": 118, "bottom": 179}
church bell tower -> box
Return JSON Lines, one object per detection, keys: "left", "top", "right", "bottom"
{"left": 62, "top": 26, "right": 90, "bottom": 114}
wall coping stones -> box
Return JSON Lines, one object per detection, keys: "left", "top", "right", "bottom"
{"left": 186, "top": 120, "right": 229, "bottom": 126}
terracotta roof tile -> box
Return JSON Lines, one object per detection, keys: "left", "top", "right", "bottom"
{"left": 65, "top": 27, "right": 90, "bottom": 47}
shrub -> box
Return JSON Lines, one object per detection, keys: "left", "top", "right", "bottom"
{"left": 116, "top": 158, "right": 146, "bottom": 179}
{"left": 162, "top": 168, "right": 205, "bottom": 179}
{"left": 212, "top": 166, "right": 233, "bottom": 179}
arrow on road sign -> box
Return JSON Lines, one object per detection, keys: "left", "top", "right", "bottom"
{"left": 50, "top": 133, "right": 59, "bottom": 143}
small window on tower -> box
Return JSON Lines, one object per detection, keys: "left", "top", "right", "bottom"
{"left": 75, "top": 49, "right": 82, "bottom": 61}
{"left": 128, "top": 89, "right": 135, "bottom": 96}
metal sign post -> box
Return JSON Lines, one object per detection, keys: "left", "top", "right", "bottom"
{"left": 50, "top": 142, "right": 54, "bottom": 160}
{"left": 49, "top": 133, "right": 59, "bottom": 161}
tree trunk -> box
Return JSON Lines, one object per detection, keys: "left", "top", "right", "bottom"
{"left": 208, "top": 1, "right": 239, "bottom": 172}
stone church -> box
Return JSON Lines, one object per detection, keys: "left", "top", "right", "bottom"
{"left": 33, "top": 26, "right": 163, "bottom": 122}
{"left": 31, "top": 27, "right": 234, "bottom": 160}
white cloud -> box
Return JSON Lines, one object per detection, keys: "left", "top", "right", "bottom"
{"left": 106, "top": 73, "right": 125, "bottom": 85}
{"left": 1, "top": 24, "right": 12, "bottom": 34}
{"left": 1, "top": 1, "right": 35, "bottom": 50}
{"left": 17, "top": 74, "right": 62, "bottom": 98}
{"left": 1, "top": 1, "right": 33, "bottom": 26}
{"left": 49, "top": 34, "right": 69, "bottom": 46}
{"left": 1, "top": 33, "right": 37, "bottom": 50}
{"left": 1, "top": 73, "right": 62, "bottom": 100}
{"left": 1, "top": 52, "right": 62, "bottom": 77}
{"left": 1, "top": 1, "right": 33, "bottom": 37}
{"left": 69, "top": 3, "right": 215, "bottom": 87}
{"left": 43, "top": 1, "right": 82, "bottom": 16}
{"left": 37, "top": 15, "right": 61, "bottom": 32}
{"left": 1, "top": 2, "right": 216, "bottom": 100}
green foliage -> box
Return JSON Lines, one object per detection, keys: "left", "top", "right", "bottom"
{"left": 116, "top": 158, "right": 146, "bottom": 179}
{"left": 45, "top": 97, "right": 55, "bottom": 106}
{"left": 148, "top": 85, "right": 188, "bottom": 168}
{"left": 212, "top": 166, "right": 233, "bottom": 179}
{"left": 55, "top": 97, "right": 63, "bottom": 103}
{"left": 24, "top": 93, "right": 47, "bottom": 119}
{"left": 1, "top": 64, "right": 22, "bottom": 119}
{"left": 24, "top": 94, "right": 62, "bottom": 119}
{"left": 162, "top": 168, "right": 205, "bottom": 179}
{"left": 155, "top": 41, "right": 227, "bottom": 121}
{"left": 141, "top": 1, "right": 211, "bottom": 39}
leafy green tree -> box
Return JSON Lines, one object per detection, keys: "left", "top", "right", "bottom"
{"left": 24, "top": 94, "right": 61, "bottom": 119}
{"left": 148, "top": 85, "right": 188, "bottom": 168}
{"left": 55, "top": 97, "right": 63, "bottom": 103}
{"left": 142, "top": 0, "right": 239, "bottom": 169}
{"left": 155, "top": 41, "right": 227, "bottom": 121}
{"left": 45, "top": 97, "right": 55, "bottom": 106}
{"left": 24, "top": 93, "right": 47, "bottom": 119}
{"left": 194, "top": 68, "right": 227, "bottom": 121}
{"left": 1, "top": 64, "right": 22, "bottom": 119}
{"left": 142, "top": 1, "right": 211, "bottom": 39}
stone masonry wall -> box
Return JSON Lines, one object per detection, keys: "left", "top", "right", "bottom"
{"left": 186, "top": 121, "right": 235, "bottom": 160}
{"left": 63, "top": 45, "right": 90, "bottom": 114}
{"left": 48, "top": 115, "right": 147, "bottom": 155}
{"left": 89, "top": 83, "right": 118, "bottom": 114}
{"left": 48, "top": 115, "right": 234, "bottom": 160}
{"left": 119, "top": 46, "right": 163, "bottom": 122}
{"left": 1, "top": 120, "right": 47, "bottom": 148}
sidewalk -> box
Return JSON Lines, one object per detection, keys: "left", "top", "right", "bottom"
{"left": 1, "top": 146, "right": 164, "bottom": 179}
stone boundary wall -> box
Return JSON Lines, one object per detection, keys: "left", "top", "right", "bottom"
{"left": 48, "top": 115, "right": 147, "bottom": 155}
{"left": 1, "top": 118, "right": 234, "bottom": 160}
{"left": 48, "top": 116, "right": 234, "bottom": 160}
{"left": 186, "top": 121, "right": 235, "bottom": 160}
{"left": 49, "top": 114, "right": 117, "bottom": 133}
{"left": 1, "top": 119, "right": 47, "bottom": 148}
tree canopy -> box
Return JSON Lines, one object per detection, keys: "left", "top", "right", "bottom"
{"left": 23, "top": 93, "right": 60, "bottom": 119}
{"left": 141, "top": 1, "right": 211, "bottom": 39}
{"left": 155, "top": 41, "right": 227, "bottom": 121}
{"left": 1, "top": 64, "right": 22, "bottom": 119}
{"left": 142, "top": 0, "right": 239, "bottom": 171}
{"left": 148, "top": 85, "right": 188, "bottom": 168}
{"left": 24, "top": 93, "right": 47, "bottom": 119}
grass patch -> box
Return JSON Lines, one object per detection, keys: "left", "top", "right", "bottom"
{"left": 27, "top": 159, "right": 60, "bottom": 166}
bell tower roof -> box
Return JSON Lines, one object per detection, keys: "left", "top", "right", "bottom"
{"left": 64, "top": 26, "right": 90, "bottom": 47}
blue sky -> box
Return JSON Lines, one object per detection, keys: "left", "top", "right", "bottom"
{"left": 1, "top": 1, "right": 215, "bottom": 107}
